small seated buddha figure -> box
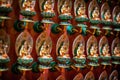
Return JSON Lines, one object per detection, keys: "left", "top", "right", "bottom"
{"left": 116, "top": 12, "right": 120, "bottom": 24}
{"left": 102, "top": 44, "right": 110, "bottom": 57}
{"left": 104, "top": 9, "right": 112, "bottom": 21}
{"left": 77, "top": 4, "right": 87, "bottom": 18}
{"left": 89, "top": 43, "right": 98, "bottom": 57}
{"left": 19, "top": 40, "right": 32, "bottom": 59}
{"left": 92, "top": 7, "right": 100, "bottom": 20}
{"left": 0, "top": 0, "right": 11, "bottom": 8}
{"left": 39, "top": 41, "right": 51, "bottom": 58}
{"left": 59, "top": 42, "right": 69, "bottom": 58}
{"left": 76, "top": 43, "right": 85, "bottom": 58}
{"left": 43, "top": 0, "right": 54, "bottom": 13}
{"left": 60, "top": 1, "right": 71, "bottom": 16}
{"left": 22, "top": 0, "right": 34, "bottom": 12}
{"left": 0, "top": 39, "right": 9, "bottom": 59}
{"left": 113, "top": 44, "right": 120, "bottom": 57}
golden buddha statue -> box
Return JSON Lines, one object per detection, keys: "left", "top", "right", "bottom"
{"left": 0, "top": 0, "right": 11, "bottom": 8}
{"left": 0, "top": 39, "right": 8, "bottom": 59}
{"left": 22, "top": 0, "right": 34, "bottom": 11}
{"left": 116, "top": 12, "right": 120, "bottom": 24}
{"left": 89, "top": 43, "right": 98, "bottom": 57}
{"left": 114, "top": 44, "right": 120, "bottom": 57}
{"left": 104, "top": 10, "right": 112, "bottom": 21}
{"left": 39, "top": 41, "right": 51, "bottom": 58}
{"left": 76, "top": 43, "right": 85, "bottom": 58}
{"left": 60, "top": 1, "right": 71, "bottom": 15}
{"left": 43, "top": 0, "right": 54, "bottom": 13}
{"left": 102, "top": 44, "right": 110, "bottom": 57}
{"left": 19, "top": 40, "right": 32, "bottom": 59}
{"left": 92, "top": 7, "right": 100, "bottom": 20}
{"left": 59, "top": 42, "right": 69, "bottom": 58}
{"left": 77, "top": 4, "right": 87, "bottom": 18}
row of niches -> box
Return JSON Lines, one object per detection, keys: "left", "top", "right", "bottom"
{"left": 0, "top": 30, "right": 120, "bottom": 80}
{"left": 0, "top": 28, "right": 120, "bottom": 71}
{"left": 0, "top": 0, "right": 120, "bottom": 26}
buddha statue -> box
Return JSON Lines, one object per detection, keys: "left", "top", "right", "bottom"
{"left": 0, "top": 0, "right": 11, "bottom": 8}
{"left": 22, "top": 0, "right": 34, "bottom": 11}
{"left": 0, "top": 39, "right": 9, "bottom": 59}
{"left": 92, "top": 7, "right": 100, "bottom": 20}
{"left": 19, "top": 40, "right": 32, "bottom": 59}
{"left": 113, "top": 44, "right": 120, "bottom": 57}
{"left": 102, "top": 44, "right": 110, "bottom": 57}
{"left": 116, "top": 12, "right": 120, "bottom": 24}
{"left": 104, "top": 9, "right": 112, "bottom": 21}
{"left": 76, "top": 43, "right": 85, "bottom": 58}
{"left": 89, "top": 43, "right": 98, "bottom": 57}
{"left": 60, "top": 1, "right": 71, "bottom": 16}
{"left": 43, "top": 0, "right": 54, "bottom": 13}
{"left": 77, "top": 4, "right": 87, "bottom": 18}
{"left": 59, "top": 42, "right": 69, "bottom": 58}
{"left": 39, "top": 41, "right": 51, "bottom": 58}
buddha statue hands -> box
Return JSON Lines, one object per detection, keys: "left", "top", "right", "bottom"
{"left": 19, "top": 40, "right": 32, "bottom": 59}
{"left": 22, "top": 0, "right": 34, "bottom": 12}
{"left": 104, "top": 10, "right": 112, "bottom": 21}
{"left": 77, "top": 4, "right": 87, "bottom": 18}
{"left": 116, "top": 12, "right": 120, "bottom": 24}
{"left": 60, "top": 1, "right": 71, "bottom": 16}
{"left": 102, "top": 44, "right": 110, "bottom": 57}
{"left": 90, "top": 43, "right": 98, "bottom": 57}
{"left": 43, "top": 0, "right": 54, "bottom": 13}
{"left": 76, "top": 43, "right": 85, "bottom": 58}
{"left": 92, "top": 7, "right": 100, "bottom": 20}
